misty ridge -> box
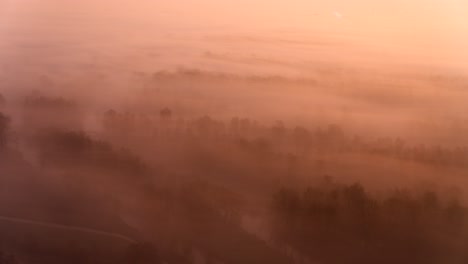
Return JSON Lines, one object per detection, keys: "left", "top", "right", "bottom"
{"left": 0, "top": 66, "right": 467, "bottom": 264}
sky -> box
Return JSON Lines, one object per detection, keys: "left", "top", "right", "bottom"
{"left": 1, "top": 0, "right": 467, "bottom": 73}
{"left": 3, "top": 0, "right": 467, "bottom": 29}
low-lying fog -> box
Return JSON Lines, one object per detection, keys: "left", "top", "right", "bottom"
{"left": 0, "top": 1, "right": 467, "bottom": 263}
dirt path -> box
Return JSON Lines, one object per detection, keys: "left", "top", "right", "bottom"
{"left": 0, "top": 215, "right": 138, "bottom": 244}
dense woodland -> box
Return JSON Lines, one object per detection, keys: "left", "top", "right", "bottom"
{"left": 271, "top": 184, "right": 467, "bottom": 264}
{"left": 0, "top": 93, "right": 467, "bottom": 263}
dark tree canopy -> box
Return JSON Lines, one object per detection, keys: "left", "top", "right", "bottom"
{"left": 23, "top": 94, "right": 77, "bottom": 109}
{"left": 0, "top": 93, "right": 5, "bottom": 107}
{"left": 271, "top": 183, "right": 468, "bottom": 264}
{"left": 0, "top": 112, "right": 10, "bottom": 148}
{"left": 0, "top": 251, "right": 19, "bottom": 264}
{"left": 160, "top": 107, "right": 172, "bottom": 120}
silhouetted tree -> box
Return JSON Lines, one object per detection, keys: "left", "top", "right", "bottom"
{"left": 160, "top": 107, "right": 172, "bottom": 121}
{"left": 271, "top": 183, "right": 468, "bottom": 264}
{"left": 0, "top": 93, "right": 5, "bottom": 108}
{"left": 0, "top": 112, "right": 10, "bottom": 149}
{"left": 0, "top": 251, "right": 19, "bottom": 264}
{"left": 229, "top": 117, "right": 240, "bottom": 134}
{"left": 293, "top": 126, "right": 312, "bottom": 154}
{"left": 271, "top": 121, "right": 286, "bottom": 140}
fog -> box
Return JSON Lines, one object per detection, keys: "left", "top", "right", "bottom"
{"left": 0, "top": 1, "right": 467, "bottom": 263}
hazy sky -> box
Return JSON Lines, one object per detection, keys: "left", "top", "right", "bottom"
{"left": 4, "top": 0, "right": 467, "bottom": 31}
{"left": 1, "top": 0, "right": 467, "bottom": 72}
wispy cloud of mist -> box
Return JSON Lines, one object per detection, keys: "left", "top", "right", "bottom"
{"left": 0, "top": 1, "right": 467, "bottom": 263}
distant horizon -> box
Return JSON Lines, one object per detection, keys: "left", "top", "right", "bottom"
{"left": 1, "top": 0, "right": 467, "bottom": 73}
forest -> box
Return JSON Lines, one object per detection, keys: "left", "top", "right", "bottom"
{"left": 0, "top": 90, "right": 466, "bottom": 264}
